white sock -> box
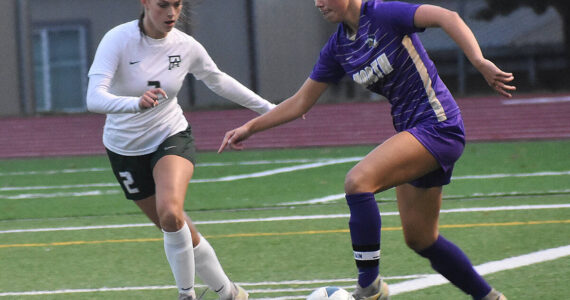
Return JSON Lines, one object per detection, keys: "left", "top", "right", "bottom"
{"left": 194, "top": 235, "right": 233, "bottom": 299}
{"left": 163, "top": 222, "right": 195, "bottom": 295}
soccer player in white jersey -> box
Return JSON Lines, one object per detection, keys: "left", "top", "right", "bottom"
{"left": 86, "top": 1, "right": 276, "bottom": 299}
{"left": 219, "top": 1, "right": 515, "bottom": 300}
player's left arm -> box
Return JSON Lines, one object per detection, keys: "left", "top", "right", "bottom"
{"left": 188, "top": 40, "right": 276, "bottom": 114}
{"left": 413, "top": 5, "right": 516, "bottom": 98}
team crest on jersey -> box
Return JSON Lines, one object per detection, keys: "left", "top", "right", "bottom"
{"left": 366, "top": 35, "right": 378, "bottom": 48}
{"left": 168, "top": 55, "right": 182, "bottom": 70}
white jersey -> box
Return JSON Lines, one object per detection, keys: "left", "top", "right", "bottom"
{"left": 87, "top": 20, "right": 275, "bottom": 156}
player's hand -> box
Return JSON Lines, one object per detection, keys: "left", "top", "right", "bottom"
{"left": 218, "top": 125, "right": 252, "bottom": 153}
{"left": 139, "top": 88, "right": 168, "bottom": 109}
{"left": 477, "top": 59, "right": 516, "bottom": 98}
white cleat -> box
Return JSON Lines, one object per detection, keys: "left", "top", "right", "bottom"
{"left": 352, "top": 275, "right": 389, "bottom": 300}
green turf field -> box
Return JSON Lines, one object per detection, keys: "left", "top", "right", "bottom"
{"left": 1, "top": 140, "right": 569, "bottom": 299}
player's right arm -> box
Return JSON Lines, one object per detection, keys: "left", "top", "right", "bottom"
{"left": 414, "top": 4, "right": 515, "bottom": 98}
{"left": 86, "top": 27, "right": 166, "bottom": 114}
{"left": 87, "top": 74, "right": 167, "bottom": 113}
{"left": 218, "top": 78, "right": 328, "bottom": 152}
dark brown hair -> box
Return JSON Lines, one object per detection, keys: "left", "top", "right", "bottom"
{"left": 138, "top": 11, "right": 146, "bottom": 35}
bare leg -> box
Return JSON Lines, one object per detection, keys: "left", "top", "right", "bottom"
{"left": 135, "top": 196, "right": 201, "bottom": 246}
{"left": 345, "top": 131, "right": 439, "bottom": 194}
{"left": 396, "top": 183, "right": 441, "bottom": 251}
{"left": 153, "top": 155, "right": 193, "bottom": 231}
{"left": 135, "top": 158, "right": 238, "bottom": 299}
{"left": 153, "top": 155, "right": 196, "bottom": 297}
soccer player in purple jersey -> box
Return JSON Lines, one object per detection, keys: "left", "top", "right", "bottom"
{"left": 219, "top": 1, "right": 515, "bottom": 299}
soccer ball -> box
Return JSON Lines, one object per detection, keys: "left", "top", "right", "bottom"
{"left": 307, "top": 286, "right": 354, "bottom": 300}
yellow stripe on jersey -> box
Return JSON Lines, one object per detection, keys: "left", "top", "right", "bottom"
{"left": 402, "top": 35, "right": 447, "bottom": 122}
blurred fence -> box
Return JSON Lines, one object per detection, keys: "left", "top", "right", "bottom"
{"left": 0, "top": 0, "right": 567, "bottom": 117}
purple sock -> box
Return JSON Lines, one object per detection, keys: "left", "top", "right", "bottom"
{"left": 417, "top": 235, "right": 492, "bottom": 299}
{"left": 346, "top": 193, "right": 381, "bottom": 287}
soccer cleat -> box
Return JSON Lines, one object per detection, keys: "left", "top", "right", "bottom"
{"left": 178, "top": 292, "right": 196, "bottom": 300}
{"left": 481, "top": 288, "right": 507, "bottom": 300}
{"left": 231, "top": 283, "right": 249, "bottom": 300}
{"left": 352, "top": 275, "right": 390, "bottom": 300}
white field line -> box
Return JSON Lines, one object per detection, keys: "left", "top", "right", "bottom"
{"left": 1, "top": 169, "right": 569, "bottom": 197}
{"left": 191, "top": 157, "right": 362, "bottom": 183}
{"left": 0, "top": 158, "right": 344, "bottom": 177}
{"left": 453, "top": 171, "right": 570, "bottom": 180}
{"left": 502, "top": 95, "right": 570, "bottom": 105}
{"left": 1, "top": 204, "right": 569, "bottom": 234}
{"left": 0, "top": 285, "right": 181, "bottom": 297}
{"left": 0, "top": 183, "right": 118, "bottom": 192}
{"left": 279, "top": 189, "right": 570, "bottom": 206}
{"left": 1, "top": 246, "right": 568, "bottom": 298}
{"left": 0, "top": 190, "right": 121, "bottom": 200}
{"left": 2, "top": 187, "right": 569, "bottom": 202}
{"left": 388, "top": 245, "right": 570, "bottom": 296}
{"left": 0, "top": 168, "right": 109, "bottom": 176}
{"left": 0, "top": 157, "right": 363, "bottom": 192}
{"left": 1, "top": 154, "right": 567, "bottom": 192}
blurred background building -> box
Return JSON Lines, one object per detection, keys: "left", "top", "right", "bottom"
{"left": 0, "top": 0, "right": 567, "bottom": 116}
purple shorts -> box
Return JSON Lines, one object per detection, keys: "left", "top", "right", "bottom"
{"left": 406, "top": 114, "right": 465, "bottom": 188}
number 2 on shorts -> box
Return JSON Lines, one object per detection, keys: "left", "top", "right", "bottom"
{"left": 119, "top": 171, "right": 140, "bottom": 194}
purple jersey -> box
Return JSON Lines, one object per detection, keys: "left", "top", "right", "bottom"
{"left": 310, "top": 1, "right": 460, "bottom": 132}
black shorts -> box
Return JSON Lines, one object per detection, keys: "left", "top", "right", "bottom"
{"left": 106, "top": 126, "right": 197, "bottom": 200}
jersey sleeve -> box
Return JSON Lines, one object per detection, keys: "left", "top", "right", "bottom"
{"left": 376, "top": 1, "right": 424, "bottom": 35}
{"left": 309, "top": 36, "right": 345, "bottom": 83}
{"left": 86, "top": 74, "right": 140, "bottom": 114}
{"left": 88, "top": 27, "right": 122, "bottom": 78}
{"left": 188, "top": 39, "right": 276, "bottom": 114}
{"left": 86, "top": 27, "right": 141, "bottom": 114}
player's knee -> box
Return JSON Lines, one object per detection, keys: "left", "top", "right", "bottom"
{"left": 403, "top": 231, "right": 438, "bottom": 252}
{"left": 344, "top": 172, "right": 364, "bottom": 194}
{"left": 158, "top": 205, "right": 185, "bottom": 232}
{"left": 403, "top": 235, "right": 425, "bottom": 251}
{"left": 344, "top": 170, "right": 385, "bottom": 194}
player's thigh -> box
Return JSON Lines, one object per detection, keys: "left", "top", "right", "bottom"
{"left": 152, "top": 155, "right": 194, "bottom": 231}
{"left": 135, "top": 195, "right": 160, "bottom": 228}
{"left": 345, "top": 131, "right": 439, "bottom": 194}
{"left": 396, "top": 183, "right": 442, "bottom": 250}
{"left": 151, "top": 126, "right": 197, "bottom": 208}
{"left": 153, "top": 155, "right": 194, "bottom": 208}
